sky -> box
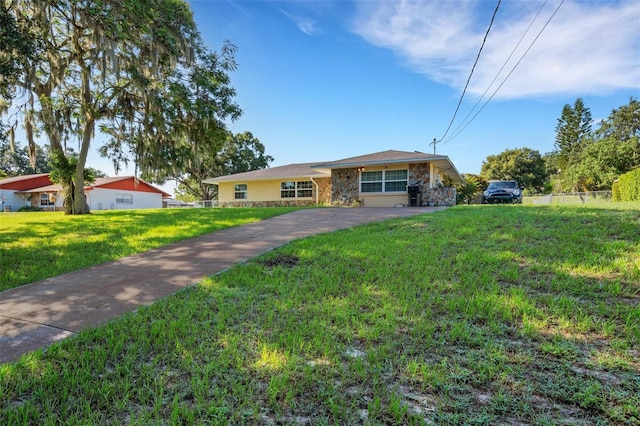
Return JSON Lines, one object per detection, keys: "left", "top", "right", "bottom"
{"left": 99, "top": 0, "right": 639, "bottom": 192}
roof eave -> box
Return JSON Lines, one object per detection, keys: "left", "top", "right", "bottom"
{"left": 203, "top": 173, "right": 328, "bottom": 185}
{"left": 312, "top": 156, "right": 449, "bottom": 170}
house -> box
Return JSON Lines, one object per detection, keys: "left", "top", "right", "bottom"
{"left": 203, "top": 150, "right": 464, "bottom": 207}
{"left": 0, "top": 174, "right": 171, "bottom": 212}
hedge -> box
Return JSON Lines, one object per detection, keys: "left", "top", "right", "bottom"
{"left": 614, "top": 168, "right": 640, "bottom": 201}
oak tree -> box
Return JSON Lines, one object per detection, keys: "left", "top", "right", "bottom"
{"left": 3, "top": 0, "right": 199, "bottom": 214}
{"left": 480, "top": 147, "right": 548, "bottom": 193}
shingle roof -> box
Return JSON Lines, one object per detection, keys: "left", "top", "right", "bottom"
{"left": 202, "top": 150, "right": 464, "bottom": 185}
{"left": 311, "top": 150, "right": 446, "bottom": 168}
{"left": 13, "top": 175, "right": 170, "bottom": 197}
{"left": 0, "top": 173, "right": 49, "bottom": 185}
{"left": 203, "top": 163, "right": 329, "bottom": 184}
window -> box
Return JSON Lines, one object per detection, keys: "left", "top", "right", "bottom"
{"left": 384, "top": 170, "right": 408, "bottom": 192}
{"left": 360, "top": 170, "right": 407, "bottom": 193}
{"left": 234, "top": 184, "right": 247, "bottom": 200}
{"left": 361, "top": 171, "right": 383, "bottom": 193}
{"left": 280, "top": 181, "right": 296, "bottom": 198}
{"left": 281, "top": 181, "right": 313, "bottom": 198}
{"left": 297, "top": 181, "right": 313, "bottom": 198}
{"left": 40, "top": 193, "right": 54, "bottom": 206}
{"left": 116, "top": 193, "right": 133, "bottom": 204}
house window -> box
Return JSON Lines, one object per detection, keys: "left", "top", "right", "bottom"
{"left": 297, "top": 181, "right": 313, "bottom": 198}
{"left": 360, "top": 170, "right": 408, "bottom": 193}
{"left": 234, "top": 184, "right": 247, "bottom": 200}
{"left": 40, "top": 193, "right": 54, "bottom": 206}
{"left": 281, "top": 181, "right": 296, "bottom": 198}
{"left": 360, "top": 171, "right": 383, "bottom": 193}
{"left": 281, "top": 181, "right": 313, "bottom": 198}
{"left": 384, "top": 170, "right": 408, "bottom": 192}
{"left": 116, "top": 193, "right": 133, "bottom": 204}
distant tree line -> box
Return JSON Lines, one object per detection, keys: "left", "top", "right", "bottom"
{"left": 458, "top": 97, "right": 640, "bottom": 201}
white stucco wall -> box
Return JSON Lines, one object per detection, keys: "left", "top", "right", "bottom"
{"left": 88, "top": 188, "right": 163, "bottom": 210}
{"left": 0, "top": 190, "right": 29, "bottom": 212}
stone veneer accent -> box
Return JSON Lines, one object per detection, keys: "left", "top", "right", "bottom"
{"left": 219, "top": 200, "right": 318, "bottom": 208}
{"left": 327, "top": 163, "right": 457, "bottom": 207}
{"left": 422, "top": 187, "right": 457, "bottom": 207}
{"left": 409, "top": 163, "right": 456, "bottom": 206}
{"left": 408, "top": 163, "right": 430, "bottom": 187}
{"left": 314, "top": 177, "right": 332, "bottom": 204}
{"left": 330, "top": 168, "right": 360, "bottom": 206}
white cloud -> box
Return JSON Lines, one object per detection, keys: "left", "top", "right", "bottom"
{"left": 281, "top": 9, "right": 319, "bottom": 36}
{"left": 352, "top": 0, "right": 640, "bottom": 99}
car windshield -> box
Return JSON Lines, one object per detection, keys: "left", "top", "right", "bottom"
{"left": 489, "top": 181, "right": 517, "bottom": 189}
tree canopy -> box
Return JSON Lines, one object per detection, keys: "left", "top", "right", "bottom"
{"left": 174, "top": 131, "right": 273, "bottom": 201}
{"left": 2, "top": 0, "right": 225, "bottom": 214}
{"left": 553, "top": 97, "right": 640, "bottom": 191}
{"left": 480, "top": 147, "right": 548, "bottom": 193}
{"left": 0, "top": 130, "right": 50, "bottom": 176}
{"left": 478, "top": 97, "right": 640, "bottom": 195}
{"left": 554, "top": 98, "right": 593, "bottom": 170}
{"left": 0, "top": 4, "right": 37, "bottom": 101}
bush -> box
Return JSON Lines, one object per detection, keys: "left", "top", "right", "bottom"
{"left": 17, "top": 205, "right": 43, "bottom": 212}
{"left": 612, "top": 181, "right": 620, "bottom": 201}
{"left": 614, "top": 168, "right": 640, "bottom": 201}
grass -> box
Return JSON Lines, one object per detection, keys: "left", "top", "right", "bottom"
{"left": 1, "top": 203, "right": 639, "bottom": 424}
{"left": 0, "top": 207, "right": 300, "bottom": 292}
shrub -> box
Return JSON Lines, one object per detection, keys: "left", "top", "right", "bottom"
{"left": 612, "top": 181, "right": 620, "bottom": 201}
{"left": 17, "top": 205, "right": 43, "bottom": 212}
{"left": 614, "top": 168, "right": 640, "bottom": 201}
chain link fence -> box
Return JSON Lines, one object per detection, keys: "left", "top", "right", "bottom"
{"left": 523, "top": 191, "right": 612, "bottom": 205}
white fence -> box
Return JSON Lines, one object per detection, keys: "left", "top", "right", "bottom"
{"left": 524, "top": 191, "right": 612, "bottom": 205}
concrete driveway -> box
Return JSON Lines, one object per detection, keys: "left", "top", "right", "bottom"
{"left": 0, "top": 207, "right": 443, "bottom": 363}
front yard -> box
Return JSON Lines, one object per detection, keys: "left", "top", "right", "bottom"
{"left": 0, "top": 207, "right": 299, "bottom": 292}
{"left": 1, "top": 203, "right": 639, "bottom": 424}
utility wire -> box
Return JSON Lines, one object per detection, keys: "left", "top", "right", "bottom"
{"left": 438, "top": 0, "right": 502, "bottom": 144}
{"left": 439, "top": 0, "right": 549, "bottom": 144}
{"left": 441, "top": 0, "right": 565, "bottom": 144}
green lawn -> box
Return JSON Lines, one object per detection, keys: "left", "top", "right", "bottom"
{"left": 1, "top": 204, "right": 639, "bottom": 424}
{"left": 0, "top": 207, "right": 300, "bottom": 292}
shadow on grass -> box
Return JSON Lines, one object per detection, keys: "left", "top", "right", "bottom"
{"left": 1, "top": 204, "right": 638, "bottom": 424}
{"left": 0, "top": 208, "right": 299, "bottom": 291}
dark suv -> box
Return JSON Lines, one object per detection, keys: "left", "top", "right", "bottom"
{"left": 482, "top": 180, "right": 522, "bottom": 204}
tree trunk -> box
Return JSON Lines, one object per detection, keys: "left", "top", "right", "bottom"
{"left": 70, "top": 168, "right": 90, "bottom": 214}
{"left": 69, "top": 115, "right": 94, "bottom": 215}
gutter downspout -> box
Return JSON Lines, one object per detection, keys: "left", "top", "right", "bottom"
{"left": 311, "top": 177, "right": 319, "bottom": 204}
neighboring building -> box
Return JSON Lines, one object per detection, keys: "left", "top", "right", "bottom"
{"left": 203, "top": 150, "right": 464, "bottom": 207}
{"left": 0, "top": 174, "right": 170, "bottom": 212}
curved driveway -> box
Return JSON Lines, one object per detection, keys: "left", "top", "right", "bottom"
{"left": 0, "top": 207, "right": 443, "bottom": 363}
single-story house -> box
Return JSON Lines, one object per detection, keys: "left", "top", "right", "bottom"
{"left": 0, "top": 174, "right": 170, "bottom": 212}
{"left": 203, "top": 150, "right": 464, "bottom": 207}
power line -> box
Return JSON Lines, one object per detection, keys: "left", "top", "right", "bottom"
{"left": 440, "top": 0, "right": 565, "bottom": 145}
{"left": 438, "top": 0, "right": 502, "bottom": 144}
{"left": 440, "top": 0, "right": 549, "bottom": 144}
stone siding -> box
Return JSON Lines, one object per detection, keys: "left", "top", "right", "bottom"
{"left": 314, "top": 177, "right": 332, "bottom": 204}
{"left": 422, "top": 187, "right": 457, "bottom": 207}
{"left": 219, "top": 200, "right": 318, "bottom": 208}
{"left": 408, "top": 163, "right": 430, "bottom": 187}
{"left": 331, "top": 168, "right": 360, "bottom": 206}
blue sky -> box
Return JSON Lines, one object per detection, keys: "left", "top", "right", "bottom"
{"left": 75, "top": 0, "right": 640, "bottom": 192}
{"left": 183, "top": 0, "right": 639, "bottom": 176}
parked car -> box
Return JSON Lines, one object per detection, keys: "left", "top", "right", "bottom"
{"left": 482, "top": 180, "right": 522, "bottom": 204}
